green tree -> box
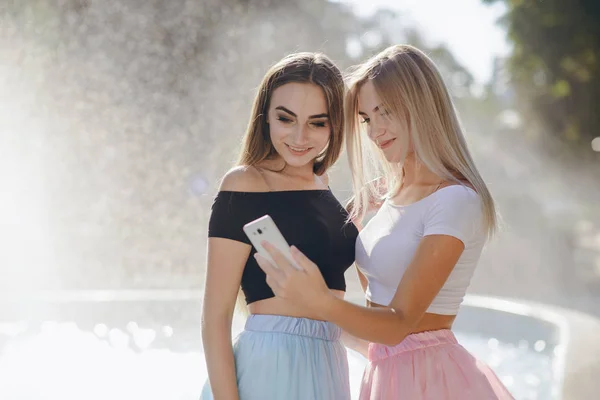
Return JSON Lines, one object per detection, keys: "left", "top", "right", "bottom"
{"left": 484, "top": 0, "right": 600, "bottom": 157}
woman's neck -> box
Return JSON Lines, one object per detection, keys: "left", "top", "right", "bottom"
{"left": 401, "top": 154, "right": 441, "bottom": 187}
{"left": 262, "top": 158, "right": 316, "bottom": 183}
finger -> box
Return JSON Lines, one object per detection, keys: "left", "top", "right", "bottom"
{"left": 254, "top": 253, "right": 286, "bottom": 282}
{"left": 290, "top": 246, "right": 319, "bottom": 272}
{"left": 261, "top": 241, "right": 296, "bottom": 272}
{"left": 265, "top": 274, "right": 284, "bottom": 298}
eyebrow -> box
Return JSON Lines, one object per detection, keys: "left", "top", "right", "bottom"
{"left": 358, "top": 104, "right": 382, "bottom": 116}
{"left": 275, "top": 106, "right": 328, "bottom": 119}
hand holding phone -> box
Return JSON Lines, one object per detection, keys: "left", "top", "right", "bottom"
{"left": 243, "top": 215, "right": 299, "bottom": 269}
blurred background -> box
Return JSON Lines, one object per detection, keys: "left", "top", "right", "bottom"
{"left": 1, "top": 0, "right": 599, "bottom": 399}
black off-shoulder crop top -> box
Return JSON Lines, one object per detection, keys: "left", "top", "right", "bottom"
{"left": 208, "top": 190, "right": 358, "bottom": 305}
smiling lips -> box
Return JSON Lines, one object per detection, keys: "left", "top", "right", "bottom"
{"left": 286, "top": 143, "right": 312, "bottom": 156}
{"left": 377, "top": 138, "right": 396, "bottom": 149}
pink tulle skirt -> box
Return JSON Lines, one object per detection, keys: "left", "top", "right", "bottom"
{"left": 360, "top": 329, "right": 515, "bottom": 400}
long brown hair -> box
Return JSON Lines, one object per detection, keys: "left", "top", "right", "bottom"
{"left": 238, "top": 52, "right": 345, "bottom": 176}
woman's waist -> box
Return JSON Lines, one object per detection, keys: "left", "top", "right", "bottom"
{"left": 366, "top": 299, "right": 456, "bottom": 333}
{"left": 367, "top": 328, "right": 460, "bottom": 362}
{"left": 248, "top": 290, "right": 345, "bottom": 321}
{"left": 243, "top": 304, "right": 344, "bottom": 341}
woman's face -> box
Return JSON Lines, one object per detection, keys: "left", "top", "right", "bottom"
{"left": 267, "top": 82, "right": 331, "bottom": 169}
{"left": 358, "top": 80, "right": 409, "bottom": 163}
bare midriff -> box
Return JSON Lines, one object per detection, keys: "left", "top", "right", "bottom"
{"left": 248, "top": 294, "right": 455, "bottom": 334}
{"left": 366, "top": 299, "right": 456, "bottom": 333}
{"left": 247, "top": 290, "right": 345, "bottom": 321}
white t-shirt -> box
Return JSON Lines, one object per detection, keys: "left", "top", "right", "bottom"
{"left": 355, "top": 185, "right": 486, "bottom": 315}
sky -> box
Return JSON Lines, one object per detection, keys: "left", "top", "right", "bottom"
{"left": 336, "top": 0, "right": 511, "bottom": 84}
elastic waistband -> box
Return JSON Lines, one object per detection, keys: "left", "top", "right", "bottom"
{"left": 244, "top": 314, "right": 342, "bottom": 341}
{"left": 368, "top": 329, "right": 458, "bottom": 362}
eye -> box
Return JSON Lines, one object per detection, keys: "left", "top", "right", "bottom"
{"left": 360, "top": 117, "right": 370, "bottom": 124}
{"left": 311, "top": 121, "right": 327, "bottom": 128}
{"left": 276, "top": 116, "right": 292, "bottom": 123}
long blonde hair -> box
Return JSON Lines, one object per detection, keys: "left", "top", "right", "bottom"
{"left": 234, "top": 52, "right": 345, "bottom": 313}
{"left": 346, "top": 44, "right": 497, "bottom": 238}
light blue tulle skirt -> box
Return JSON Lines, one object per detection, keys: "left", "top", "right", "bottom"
{"left": 200, "top": 314, "right": 351, "bottom": 400}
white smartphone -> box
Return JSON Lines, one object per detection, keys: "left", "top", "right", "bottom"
{"left": 243, "top": 215, "right": 299, "bottom": 269}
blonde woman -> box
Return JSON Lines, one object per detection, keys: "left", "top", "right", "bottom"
{"left": 256, "top": 45, "right": 514, "bottom": 399}
{"left": 200, "top": 53, "right": 359, "bottom": 400}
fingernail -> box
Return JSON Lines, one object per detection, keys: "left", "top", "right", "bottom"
{"left": 290, "top": 245, "right": 298, "bottom": 253}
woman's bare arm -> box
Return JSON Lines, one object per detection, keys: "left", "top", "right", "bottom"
{"left": 256, "top": 235, "right": 464, "bottom": 346}
{"left": 202, "top": 238, "right": 249, "bottom": 399}
{"left": 202, "top": 168, "right": 262, "bottom": 399}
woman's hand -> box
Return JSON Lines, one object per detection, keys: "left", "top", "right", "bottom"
{"left": 254, "top": 243, "right": 333, "bottom": 316}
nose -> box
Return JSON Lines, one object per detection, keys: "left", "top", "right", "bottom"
{"left": 368, "top": 117, "right": 386, "bottom": 141}
{"left": 291, "top": 124, "right": 310, "bottom": 145}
